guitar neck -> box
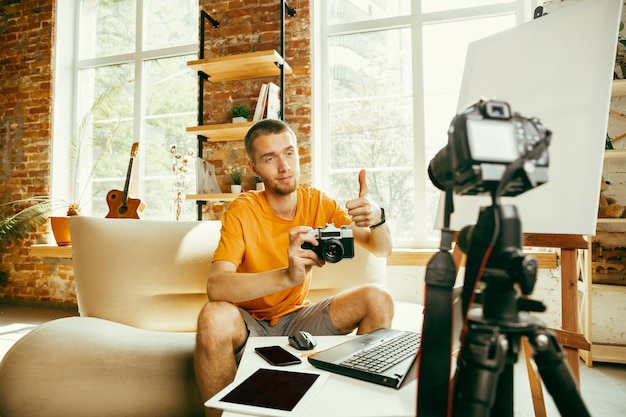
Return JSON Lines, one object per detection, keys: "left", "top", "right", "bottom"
{"left": 121, "top": 157, "right": 134, "bottom": 205}
{"left": 121, "top": 143, "right": 139, "bottom": 206}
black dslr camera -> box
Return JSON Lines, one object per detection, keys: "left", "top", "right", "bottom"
{"left": 428, "top": 99, "right": 551, "bottom": 197}
{"left": 301, "top": 224, "right": 354, "bottom": 263}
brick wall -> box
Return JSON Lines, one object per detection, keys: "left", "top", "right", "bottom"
{"left": 0, "top": 0, "right": 312, "bottom": 305}
{"left": 0, "top": 0, "right": 76, "bottom": 306}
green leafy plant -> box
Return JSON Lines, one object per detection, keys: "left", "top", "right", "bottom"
{"left": 0, "top": 197, "right": 51, "bottom": 285}
{"left": 225, "top": 166, "right": 244, "bottom": 185}
{"left": 65, "top": 83, "right": 126, "bottom": 216}
{"left": 0, "top": 197, "right": 51, "bottom": 251}
{"left": 231, "top": 102, "right": 250, "bottom": 119}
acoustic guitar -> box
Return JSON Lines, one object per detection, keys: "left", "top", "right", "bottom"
{"left": 105, "top": 143, "right": 144, "bottom": 219}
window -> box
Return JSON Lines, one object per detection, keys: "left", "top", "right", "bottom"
{"left": 52, "top": 0, "right": 198, "bottom": 220}
{"left": 316, "top": 0, "right": 539, "bottom": 248}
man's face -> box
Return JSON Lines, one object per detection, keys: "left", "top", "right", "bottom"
{"left": 248, "top": 131, "right": 300, "bottom": 196}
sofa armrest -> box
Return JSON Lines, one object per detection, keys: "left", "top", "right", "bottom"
{"left": 69, "top": 217, "right": 221, "bottom": 332}
{"left": 0, "top": 317, "right": 203, "bottom": 417}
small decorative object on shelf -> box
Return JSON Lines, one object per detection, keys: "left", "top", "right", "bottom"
{"left": 225, "top": 166, "right": 244, "bottom": 193}
{"left": 255, "top": 176, "right": 265, "bottom": 191}
{"left": 169, "top": 144, "right": 195, "bottom": 221}
{"left": 231, "top": 102, "right": 250, "bottom": 123}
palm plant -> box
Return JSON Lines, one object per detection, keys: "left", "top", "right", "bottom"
{"left": 0, "top": 197, "right": 52, "bottom": 285}
{"left": 65, "top": 83, "right": 126, "bottom": 216}
{"left": 0, "top": 197, "right": 51, "bottom": 251}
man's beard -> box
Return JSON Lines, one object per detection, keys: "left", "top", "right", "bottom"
{"left": 268, "top": 176, "right": 297, "bottom": 195}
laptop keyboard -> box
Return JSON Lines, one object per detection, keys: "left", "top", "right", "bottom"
{"left": 339, "top": 331, "right": 421, "bottom": 374}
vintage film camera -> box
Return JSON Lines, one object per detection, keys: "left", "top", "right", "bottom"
{"left": 301, "top": 224, "right": 354, "bottom": 263}
{"left": 428, "top": 99, "right": 551, "bottom": 197}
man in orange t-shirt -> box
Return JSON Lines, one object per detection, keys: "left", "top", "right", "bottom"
{"left": 195, "top": 119, "right": 393, "bottom": 417}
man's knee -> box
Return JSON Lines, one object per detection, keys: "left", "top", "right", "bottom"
{"left": 360, "top": 284, "right": 394, "bottom": 313}
{"left": 197, "top": 301, "right": 246, "bottom": 348}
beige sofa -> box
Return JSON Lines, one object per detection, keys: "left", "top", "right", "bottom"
{"left": 0, "top": 216, "right": 422, "bottom": 417}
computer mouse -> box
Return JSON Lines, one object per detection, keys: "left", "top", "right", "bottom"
{"left": 288, "top": 330, "right": 318, "bottom": 350}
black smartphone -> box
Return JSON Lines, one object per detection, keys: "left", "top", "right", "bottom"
{"left": 255, "top": 345, "right": 302, "bottom": 366}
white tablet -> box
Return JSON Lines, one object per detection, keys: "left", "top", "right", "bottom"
{"left": 205, "top": 368, "right": 328, "bottom": 417}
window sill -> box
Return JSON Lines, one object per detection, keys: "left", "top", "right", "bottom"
{"left": 30, "top": 244, "right": 72, "bottom": 258}
{"left": 388, "top": 249, "right": 557, "bottom": 269}
{"left": 30, "top": 244, "right": 557, "bottom": 268}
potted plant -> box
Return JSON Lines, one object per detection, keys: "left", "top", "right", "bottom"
{"left": 255, "top": 176, "right": 265, "bottom": 191}
{"left": 225, "top": 166, "right": 244, "bottom": 193}
{"left": 231, "top": 103, "right": 250, "bottom": 123}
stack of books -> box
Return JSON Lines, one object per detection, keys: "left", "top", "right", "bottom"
{"left": 253, "top": 82, "right": 281, "bottom": 121}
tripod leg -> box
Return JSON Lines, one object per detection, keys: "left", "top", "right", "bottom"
{"left": 528, "top": 329, "right": 591, "bottom": 417}
{"left": 453, "top": 326, "right": 508, "bottom": 417}
{"left": 522, "top": 337, "right": 547, "bottom": 417}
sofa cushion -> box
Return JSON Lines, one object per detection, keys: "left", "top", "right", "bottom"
{"left": 69, "top": 217, "right": 220, "bottom": 332}
{"left": 0, "top": 317, "right": 203, "bottom": 417}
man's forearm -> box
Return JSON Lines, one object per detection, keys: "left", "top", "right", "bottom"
{"left": 368, "top": 224, "right": 393, "bottom": 257}
{"left": 206, "top": 267, "right": 292, "bottom": 303}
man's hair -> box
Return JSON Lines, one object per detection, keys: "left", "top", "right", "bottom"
{"left": 244, "top": 119, "right": 296, "bottom": 160}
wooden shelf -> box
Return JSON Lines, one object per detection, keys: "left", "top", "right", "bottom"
{"left": 604, "top": 149, "right": 626, "bottom": 160}
{"left": 187, "top": 50, "right": 293, "bottom": 82}
{"left": 592, "top": 282, "right": 626, "bottom": 293}
{"left": 596, "top": 218, "right": 626, "bottom": 232}
{"left": 186, "top": 122, "right": 253, "bottom": 142}
{"left": 612, "top": 79, "right": 626, "bottom": 97}
{"left": 387, "top": 249, "right": 556, "bottom": 268}
{"left": 186, "top": 193, "right": 237, "bottom": 202}
{"left": 585, "top": 136, "right": 626, "bottom": 365}
{"left": 588, "top": 344, "right": 626, "bottom": 365}
{"left": 30, "top": 244, "right": 72, "bottom": 258}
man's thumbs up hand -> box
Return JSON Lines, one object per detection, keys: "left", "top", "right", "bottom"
{"left": 358, "top": 169, "right": 369, "bottom": 198}
{"left": 346, "top": 169, "right": 383, "bottom": 228}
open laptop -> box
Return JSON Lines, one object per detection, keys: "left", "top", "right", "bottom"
{"left": 307, "top": 327, "right": 420, "bottom": 389}
{"left": 308, "top": 287, "right": 463, "bottom": 389}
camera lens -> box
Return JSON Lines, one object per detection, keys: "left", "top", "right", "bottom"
{"left": 428, "top": 146, "right": 448, "bottom": 191}
{"left": 321, "top": 239, "right": 344, "bottom": 263}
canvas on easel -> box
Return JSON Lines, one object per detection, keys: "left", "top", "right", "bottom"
{"left": 435, "top": 0, "right": 622, "bottom": 236}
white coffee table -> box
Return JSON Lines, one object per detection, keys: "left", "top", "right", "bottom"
{"left": 219, "top": 335, "right": 417, "bottom": 417}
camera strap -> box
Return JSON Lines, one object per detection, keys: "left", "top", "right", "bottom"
{"left": 417, "top": 228, "right": 457, "bottom": 417}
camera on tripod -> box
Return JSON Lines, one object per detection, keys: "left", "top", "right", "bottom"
{"left": 301, "top": 224, "right": 354, "bottom": 263}
{"left": 418, "top": 100, "right": 590, "bottom": 417}
{"left": 428, "top": 99, "right": 551, "bottom": 197}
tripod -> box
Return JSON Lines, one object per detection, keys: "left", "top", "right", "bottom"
{"left": 451, "top": 201, "right": 591, "bottom": 417}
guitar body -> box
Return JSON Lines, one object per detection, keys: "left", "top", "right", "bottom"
{"left": 105, "top": 189, "right": 143, "bottom": 219}
{"left": 105, "top": 143, "right": 144, "bottom": 219}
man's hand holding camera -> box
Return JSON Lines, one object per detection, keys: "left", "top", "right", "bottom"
{"left": 288, "top": 226, "right": 324, "bottom": 287}
{"left": 293, "top": 169, "right": 389, "bottom": 274}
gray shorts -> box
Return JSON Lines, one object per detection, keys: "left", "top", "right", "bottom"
{"left": 238, "top": 296, "right": 349, "bottom": 337}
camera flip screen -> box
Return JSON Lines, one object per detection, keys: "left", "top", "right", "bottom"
{"left": 467, "top": 119, "right": 518, "bottom": 162}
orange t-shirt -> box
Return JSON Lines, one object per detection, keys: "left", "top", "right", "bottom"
{"left": 212, "top": 186, "right": 351, "bottom": 324}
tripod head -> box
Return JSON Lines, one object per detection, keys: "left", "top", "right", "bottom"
{"left": 427, "top": 99, "right": 551, "bottom": 323}
{"left": 458, "top": 197, "right": 545, "bottom": 324}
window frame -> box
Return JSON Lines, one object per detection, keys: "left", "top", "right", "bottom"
{"left": 313, "top": 0, "right": 540, "bottom": 249}
{"left": 51, "top": 0, "right": 197, "bottom": 218}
